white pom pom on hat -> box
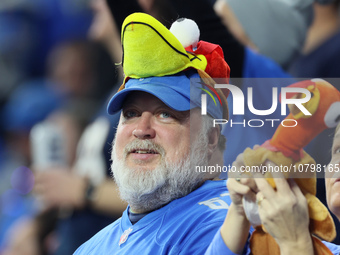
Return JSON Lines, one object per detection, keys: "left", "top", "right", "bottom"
{"left": 170, "top": 18, "right": 200, "bottom": 49}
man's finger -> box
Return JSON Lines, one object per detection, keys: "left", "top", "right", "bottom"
{"left": 227, "top": 178, "right": 253, "bottom": 196}
{"left": 288, "top": 179, "right": 305, "bottom": 201}
{"left": 253, "top": 174, "right": 276, "bottom": 200}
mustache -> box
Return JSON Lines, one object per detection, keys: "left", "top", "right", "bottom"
{"left": 123, "top": 140, "right": 166, "bottom": 157}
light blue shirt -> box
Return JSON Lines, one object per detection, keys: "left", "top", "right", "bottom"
{"left": 74, "top": 180, "right": 235, "bottom": 254}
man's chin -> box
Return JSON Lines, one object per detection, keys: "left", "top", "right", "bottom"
{"left": 124, "top": 159, "right": 161, "bottom": 172}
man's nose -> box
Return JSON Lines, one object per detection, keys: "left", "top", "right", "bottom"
{"left": 132, "top": 112, "right": 156, "bottom": 139}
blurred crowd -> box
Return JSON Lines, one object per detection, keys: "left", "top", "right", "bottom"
{"left": 0, "top": 0, "right": 340, "bottom": 254}
{"left": 0, "top": 0, "right": 123, "bottom": 254}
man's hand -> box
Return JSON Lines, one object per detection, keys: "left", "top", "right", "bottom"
{"left": 227, "top": 152, "right": 258, "bottom": 216}
{"left": 254, "top": 172, "right": 313, "bottom": 255}
{"left": 220, "top": 152, "right": 259, "bottom": 254}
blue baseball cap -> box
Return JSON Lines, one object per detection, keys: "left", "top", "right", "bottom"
{"left": 107, "top": 70, "right": 226, "bottom": 120}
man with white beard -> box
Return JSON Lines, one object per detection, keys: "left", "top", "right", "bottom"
{"left": 74, "top": 12, "right": 235, "bottom": 255}
{"left": 111, "top": 107, "right": 211, "bottom": 214}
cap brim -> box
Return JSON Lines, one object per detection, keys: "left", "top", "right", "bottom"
{"left": 107, "top": 82, "right": 190, "bottom": 115}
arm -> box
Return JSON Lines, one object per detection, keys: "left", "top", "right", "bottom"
{"left": 219, "top": 179, "right": 252, "bottom": 254}
{"left": 219, "top": 152, "right": 257, "bottom": 254}
{"left": 35, "top": 170, "right": 126, "bottom": 216}
{"left": 213, "top": 0, "right": 258, "bottom": 51}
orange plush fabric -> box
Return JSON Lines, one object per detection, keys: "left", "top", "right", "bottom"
{"left": 270, "top": 79, "right": 340, "bottom": 160}
{"left": 243, "top": 79, "right": 340, "bottom": 255}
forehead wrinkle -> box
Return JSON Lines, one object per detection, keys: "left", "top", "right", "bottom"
{"left": 122, "top": 91, "right": 191, "bottom": 121}
{"left": 122, "top": 91, "right": 167, "bottom": 109}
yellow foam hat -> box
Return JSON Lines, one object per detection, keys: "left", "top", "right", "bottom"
{"left": 121, "top": 12, "right": 207, "bottom": 80}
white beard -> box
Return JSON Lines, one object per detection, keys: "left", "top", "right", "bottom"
{"left": 111, "top": 127, "right": 209, "bottom": 213}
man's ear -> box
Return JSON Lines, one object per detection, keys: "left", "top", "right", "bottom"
{"left": 207, "top": 125, "right": 220, "bottom": 157}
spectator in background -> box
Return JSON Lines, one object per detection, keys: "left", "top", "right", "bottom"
{"left": 213, "top": 0, "right": 314, "bottom": 70}
{"left": 1, "top": 0, "right": 127, "bottom": 254}
{"left": 0, "top": 0, "right": 95, "bottom": 203}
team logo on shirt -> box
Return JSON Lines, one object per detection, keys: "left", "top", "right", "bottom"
{"left": 119, "top": 227, "right": 133, "bottom": 246}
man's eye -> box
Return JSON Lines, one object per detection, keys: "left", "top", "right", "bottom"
{"left": 124, "top": 110, "right": 138, "bottom": 118}
{"left": 159, "top": 112, "right": 172, "bottom": 119}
